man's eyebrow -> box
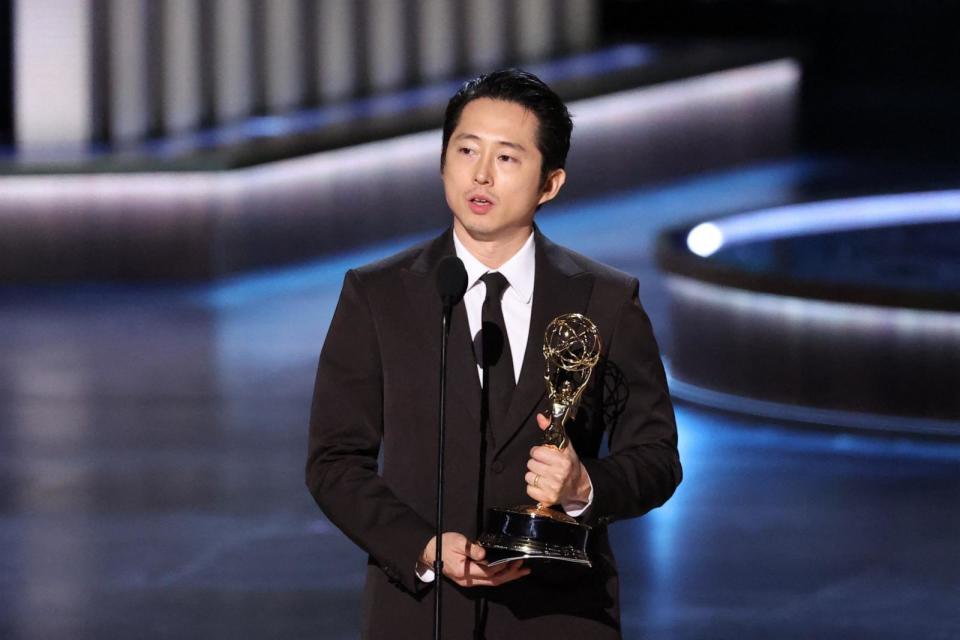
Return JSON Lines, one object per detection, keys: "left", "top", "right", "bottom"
{"left": 453, "top": 132, "right": 528, "bottom": 152}
{"left": 498, "top": 140, "right": 528, "bottom": 152}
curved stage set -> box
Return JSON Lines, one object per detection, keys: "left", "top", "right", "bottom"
{"left": 659, "top": 192, "right": 960, "bottom": 435}
{"left": 1, "top": 47, "right": 959, "bottom": 640}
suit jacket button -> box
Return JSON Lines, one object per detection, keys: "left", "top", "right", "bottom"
{"left": 491, "top": 461, "right": 504, "bottom": 474}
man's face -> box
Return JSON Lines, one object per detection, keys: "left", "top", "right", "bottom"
{"left": 442, "top": 98, "right": 565, "bottom": 244}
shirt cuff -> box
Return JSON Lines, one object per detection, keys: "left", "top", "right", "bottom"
{"left": 562, "top": 474, "right": 595, "bottom": 517}
{"left": 416, "top": 562, "right": 436, "bottom": 583}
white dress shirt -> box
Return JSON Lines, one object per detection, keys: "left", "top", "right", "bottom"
{"left": 453, "top": 230, "right": 535, "bottom": 384}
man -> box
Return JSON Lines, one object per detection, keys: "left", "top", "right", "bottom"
{"left": 306, "top": 69, "right": 681, "bottom": 639}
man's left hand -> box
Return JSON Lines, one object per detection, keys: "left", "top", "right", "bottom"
{"left": 525, "top": 413, "right": 592, "bottom": 507}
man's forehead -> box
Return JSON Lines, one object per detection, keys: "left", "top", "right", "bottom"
{"left": 453, "top": 98, "right": 539, "bottom": 146}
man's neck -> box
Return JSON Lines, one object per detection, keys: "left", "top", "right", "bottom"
{"left": 453, "top": 224, "right": 533, "bottom": 270}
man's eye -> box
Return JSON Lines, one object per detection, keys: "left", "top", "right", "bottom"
{"left": 459, "top": 147, "right": 474, "bottom": 155}
{"left": 499, "top": 155, "right": 515, "bottom": 163}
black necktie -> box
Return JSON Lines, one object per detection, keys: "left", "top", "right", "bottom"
{"left": 478, "top": 272, "right": 516, "bottom": 429}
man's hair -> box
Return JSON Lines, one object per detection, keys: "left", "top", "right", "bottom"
{"left": 441, "top": 68, "right": 573, "bottom": 186}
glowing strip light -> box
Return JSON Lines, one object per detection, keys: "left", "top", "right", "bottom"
{"left": 686, "top": 190, "right": 960, "bottom": 257}
{"left": 666, "top": 275, "right": 960, "bottom": 335}
{"left": 666, "top": 361, "right": 960, "bottom": 437}
{"left": 574, "top": 59, "right": 798, "bottom": 130}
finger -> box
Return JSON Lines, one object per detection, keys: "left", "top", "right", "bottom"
{"left": 526, "top": 485, "right": 559, "bottom": 505}
{"left": 536, "top": 413, "right": 550, "bottom": 430}
{"left": 460, "top": 562, "right": 531, "bottom": 587}
{"left": 529, "top": 445, "right": 563, "bottom": 464}
{"left": 443, "top": 532, "right": 468, "bottom": 555}
{"left": 465, "top": 559, "right": 513, "bottom": 579}
{"left": 489, "top": 562, "right": 531, "bottom": 586}
{"left": 527, "top": 458, "right": 558, "bottom": 476}
{"left": 526, "top": 459, "right": 552, "bottom": 476}
{"left": 538, "top": 462, "right": 574, "bottom": 487}
{"left": 525, "top": 470, "right": 559, "bottom": 493}
{"left": 464, "top": 540, "right": 486, "bottom": 562}
{"left": 477, "top": 562, "right": 512, "bottom": 578}
{"left": 443, "top": 556, "right": 467, "bottom": 581}
{"left": 480, "top": 560, "right": 523, "bottom": 579}
{"left": 529, "top": 451, "right": 575, "bottom": 480}
{"left": 455, "top": 538, "right": 487, "bottom": 562}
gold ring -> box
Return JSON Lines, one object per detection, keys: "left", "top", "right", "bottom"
{"left": 533, "top": 474, "right": 540, "bottom": 488}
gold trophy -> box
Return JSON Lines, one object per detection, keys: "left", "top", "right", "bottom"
{"left": 478, "top": 313, "right": 601, "bottom": 566}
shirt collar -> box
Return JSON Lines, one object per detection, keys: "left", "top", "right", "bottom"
{"left": 452, "top": 229, "right": 536, "bottom": 304}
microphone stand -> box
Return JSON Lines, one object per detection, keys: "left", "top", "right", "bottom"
{"left": 433, "top": 255, "right": 465, "bottom": 640}
{"left": 434, "top": 301, "right": 452, "bottom": 640}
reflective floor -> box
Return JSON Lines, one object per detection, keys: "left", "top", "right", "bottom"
{"left": 2, "top": 161, "right": 958, "bottom": 639}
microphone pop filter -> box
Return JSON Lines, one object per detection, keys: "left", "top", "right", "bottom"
{"left": 436, "top": 256, "right": 468, "bottom": 307}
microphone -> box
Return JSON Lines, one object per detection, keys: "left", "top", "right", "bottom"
{"left": 436, "top": 255, "right": 467, "bottom": 310}
{"left": 432, "top": 254, "right": 466, "bottom": 640}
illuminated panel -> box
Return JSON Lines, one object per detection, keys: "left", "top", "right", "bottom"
{"left": 517, "top": 0, "right": 556, "bottom": 61}
{"left": 367, "top": 0, "right": 407, "bottom": 92}
{"left": 211, "top": 0, "right": 254, "bottom": 124}
{"left": 417, "top": 0, "right": 457, "bottom": 82}
{"left": 316, "top": 0, "right": 357, "bottom": 102}
{"left": 108, "top": 0, "right": 150, "bottom": 144}
{"left": 162, "top": 0, "right": 202, "bottom": 134}
{"left": 465, "top": 0, "right": 507, "bottom": 71}
{"left": 14, "top": 0, "right": 95, "bottom": 150}
{"left": 262, "top": 0, "right": 305, "bottom": 112}
{"left": 417, "top": 0, "right": 458, "bottom": 82}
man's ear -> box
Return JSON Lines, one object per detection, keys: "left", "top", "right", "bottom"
{"left": 537, "top": 168, "right": 567, "bottom": 207}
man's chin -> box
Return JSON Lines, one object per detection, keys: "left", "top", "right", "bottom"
{"left": 455, "top": 219, "right": 530, "bottom": 244}
{"left": 454, "top": 219, "right": 496, "bottom": 241}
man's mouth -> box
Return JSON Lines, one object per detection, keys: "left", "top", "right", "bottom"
{"left": 467, "top": 194, "right": 495, "bottom": 214}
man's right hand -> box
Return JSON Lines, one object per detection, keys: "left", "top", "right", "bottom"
{"left": 419, "top": 532, "right": 529, "bottom": 587}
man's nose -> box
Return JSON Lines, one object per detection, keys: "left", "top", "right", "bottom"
{"left": 473, "top": 155, "right": 493, "bottom": 185}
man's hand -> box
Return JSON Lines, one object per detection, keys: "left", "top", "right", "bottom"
{"left": 419, "top": 532, "right": 529, "bottom": 587}
{"left": 525, "top": 413, "right": 592, "bottom": 507}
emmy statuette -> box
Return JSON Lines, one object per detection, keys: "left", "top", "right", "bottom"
{"left": 478, "top": 313, "right": 601, "bottom": 566}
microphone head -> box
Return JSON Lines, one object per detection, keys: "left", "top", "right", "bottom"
{"left": 436, "top": 255, "right": 468, "bottom": 307}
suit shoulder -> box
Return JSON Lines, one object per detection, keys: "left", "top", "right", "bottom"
{"left": 348, "top": 235, "right": 438, "bottom": 285}
{"left": 554, "top": 244, "right": 637, "bottom": 290}
{"left": 353, "top": 242, "right": 429, "bottom": 277}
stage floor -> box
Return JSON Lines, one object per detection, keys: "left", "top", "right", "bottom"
{"left": 1, "top": 159, "right": 958, "bottom": 639}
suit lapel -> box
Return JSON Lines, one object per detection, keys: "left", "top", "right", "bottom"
{"left": 402, "top": 230, "right": 482, "bottom": 432}
{"left": 492, "top": 230, "right": 593, "bottom": 458}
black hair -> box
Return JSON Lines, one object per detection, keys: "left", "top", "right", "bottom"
{"left": 441, "top": 68, "right": 573, "bottom": 186}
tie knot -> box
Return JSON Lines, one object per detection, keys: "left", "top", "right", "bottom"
{"left": 480, "top": 272, "right": 510, "bottom": 302}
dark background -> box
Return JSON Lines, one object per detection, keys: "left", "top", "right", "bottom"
{"left": 602, "top": 0, "right": 960, "bottom": 160}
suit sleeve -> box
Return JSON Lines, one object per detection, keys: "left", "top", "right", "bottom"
{"left": 580, "top": 278, "right": 682, "bottom": 527}
{"left": 305, "top": 269, "right": 434, "bottom": 594}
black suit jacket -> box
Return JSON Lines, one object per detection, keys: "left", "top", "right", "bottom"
{"left": 306, "top": 228, "right": 681, "bottom": 639}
